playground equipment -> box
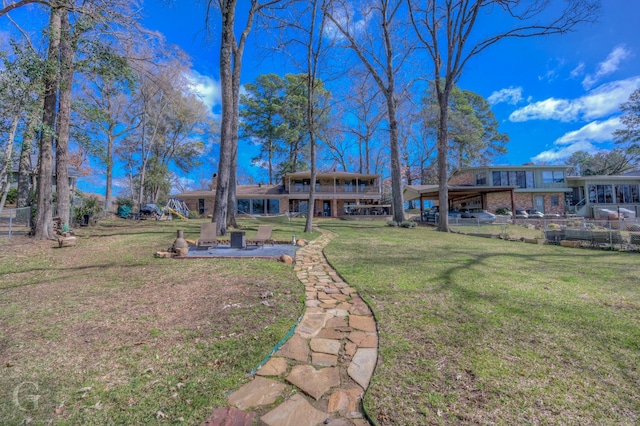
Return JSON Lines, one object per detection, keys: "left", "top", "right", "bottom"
{"left": 164, "top": 198, "right": 190, "bottom": 221}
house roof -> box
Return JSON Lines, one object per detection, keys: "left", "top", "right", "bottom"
{"left": 452, "top": 164, "right": 570, "bottom": 175}
{"left": 283, "top": 171, "right": 380, "bottom": 180}
{"left": 174, "top": 184, "right": 284, "bottom": 199}
{"left": 403, "top": 184, "right": 516, "bottom": 202}
{"left": 566, "top": 175, "right": 640, "bottom": 182}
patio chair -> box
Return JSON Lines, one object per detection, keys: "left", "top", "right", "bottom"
{"left": 247, "top": 225, "right": 273, "bottom": 248}
{"left": 197, "top": 222, "right": 218, "bottom": 247}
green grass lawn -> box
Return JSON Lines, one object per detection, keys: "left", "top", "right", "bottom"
{"left": 0, "top": 218, "right": 316, "bottom": 425}
{"left": 321, "top": 220, "right": 640, "bottom": 425}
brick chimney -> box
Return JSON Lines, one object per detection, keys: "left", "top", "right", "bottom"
{"left": 211, "top": 173, "right": 218, "bottom": 190}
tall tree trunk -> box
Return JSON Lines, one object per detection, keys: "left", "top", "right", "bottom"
{"left": 212, "top": 0, "right": 237, "bottom": 235}
{"left": 0, "top": 113, "right": 20, "bottom": 213}
{"left": 387, "top": 96, "right": 404, "bottom": 224}
{"left": 436, "top": 86, "right": 450, "bottom": 232}
{"left": 105, "top": 132, "right": 115, "bottom": 212}
{"left": 34, "top": 6, "right": 61, "bottom": 240}
{"left": 55, "top": 10, "right": 74, "bottom": 226}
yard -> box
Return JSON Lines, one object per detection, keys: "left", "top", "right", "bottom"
{"left": 321, "top": 220, "right": 640, "bottom": 425}
{"left": 0, "top": 218, "right": 314, "bottom": 425}
{"left": 1, "top": 218, "right": 638, "bottom": 425}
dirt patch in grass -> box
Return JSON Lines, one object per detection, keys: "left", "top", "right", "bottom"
{"left": 0, "top": 220, "right": 304, "bottom": 424}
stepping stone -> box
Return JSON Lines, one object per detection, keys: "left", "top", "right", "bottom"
{"left": 347, "top": 331, "right": 367, "bottom": 345}
{"left": 200, "top": 406, "right": 255, "bottom": 426}
{"left": 261, "top": 394, "right": 328, "bottom": 426}
{"left": 326, "top": 308, "right": 349, "bottom": 317}
{"left": 344, "top": 342, "right": 357, "bottom": 357}
{"left": 316, "top": 328, "right": 343, "bottom": 339}
{"left": 297, "top": 312, "right": 331, "bottom": 339}
{"left": 310, "top": 338, "right": 341, "bottom": 355}
{"left": 227, "top": 377, "right": 286, "bottom": 410}
{"left": 275, "top": 334, "right": 309, "bottom": 362}
{"left": 349, "top": 316, "right": 376, "bottom": 332}
{"left": 255, "top": 357, "right": 288, "bottom": 377}
{"left": 326, "top": 316, "right": 348, "bottom": 329}
{"left": 327, "top": 388, "right": 363, "bottom": 414}
{"left": 330, "top": 294, "right": 349, "bottom": 302}
{"left": 287, "top": 365, "right": 340, "bottom": 400}
{"left": 348, "top": 348, "right": 377, "bottom": 390}
{"left": 324, "top": 288, "right": 341, "bottom": 294}
{"left": 359, "top": 334, "right": 378, "bottom": 348}
{"left": 349, "top": 299, "right": 371, "bottom": 315}
{"left": 306, "top": 300, "right": 321, "bottom": 308}
{"left": 312, "top": 352, "right": 338, "bottom": 367}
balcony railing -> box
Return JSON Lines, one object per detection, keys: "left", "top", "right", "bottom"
{"left": 290, "top": 184, "right": 380, "bottom": 194}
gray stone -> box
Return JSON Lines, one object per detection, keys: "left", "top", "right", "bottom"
{"left": 310, "top": 338, "right": 341, "bottom": 355}
{"left": 347, "top": 348, "right": 377, "bottom": 390}
{"left": 227, "top": 376, "right": 286, "bottom": 410}
{"left": 275, "top": 334, "right": 309, "bottom": 362}
{"left": 312, "top": 352, "right": 338, "bottom": 367}
{"left": 287, "top": 365, "right": 340, "bottom": 400}
{"left": 296, "top": 312, "right": 331, "bottom": 338}
{"left": 261, "top": 394, "right": 328, "bottom": 426}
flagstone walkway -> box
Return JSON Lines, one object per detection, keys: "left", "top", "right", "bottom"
{"left": 202, "top": 228, "right": 378, "bottom": 426}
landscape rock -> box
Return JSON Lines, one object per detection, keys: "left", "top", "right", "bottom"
{"left": 348, "top": 348, "right": 377, "bottom": 390}
{"left": 227, "top": 377, "right": 286, "bottom": 410}
{"left": 255, "top": 357, "right": 288, "bottom": 377}
{"left": 286, "top": 365, "right": 340, "bottom": 400}
{"left": 280, "top": 254, "right": 294, "bottom": 265}
{"left": 200, "top": 406, "right": 255, "bottom": 426}
{"left": 261, "top": 394, "right": 327, "bottom": 426}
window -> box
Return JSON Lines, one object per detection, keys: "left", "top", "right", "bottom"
{"left": 268, "top": 199, "right": 280, "bottom": 214}
{"left": 492, "top": 170, "right": 534, "bottom": 188}
{"left": 543, "top": 170, "right": 565, "bottom": 184}
{"left": 475, "top": 173, "right": 486, "bottom": 185}
{"left": 252, "top": 199, "right": 265, "bottom": 214}
{"left": 237, "top": 199, "right": 250, "bottom": 214}
{"left": 550, "top": 195, "right": 559, "bottom": 206}
{"left": 588, "top": 184, "right": 614, "bottom": 204}
{"left": 615, "top": 184, "right": 640, "bottom": 203}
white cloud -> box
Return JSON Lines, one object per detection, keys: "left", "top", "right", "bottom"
{"left": 532, "top": 140, "right": 597, "bottom": 163}
{"left": 186, "top": 70, "right": 221, "bottom": 112}
{"left": 531, "top": 117, "right": 622, "bottom": 162}
{"left": 582, "top": 44, "right": 632, "bottom": 89}
{"left": 488, "top": 87, "right": 523, "bottom": 105}
{"left": 570, "top": 62, "right": 585, "bottom": 79}
{"left": 555, "top": 117, "right": 621, "bottom": 145}
{"left": 509, "top": 76, "right": 640, "bottom": 122}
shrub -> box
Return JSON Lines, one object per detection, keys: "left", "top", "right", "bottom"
{"left": 5, "top": 187, "right": 18, "bottom": 205}
{"left": 387, "top": 220, "right": 398, "bottom": 227}
{"left": 495, "top": 207, "right": 511, "bottom": 216}
{"left": 400, "top": 221, "right": 416, "bottom": 228}
{"left": 74, "top": 195, "right": 103, "bottom": 225}
{"left": 116, "top": 197, "right": 135, "bottom": 208}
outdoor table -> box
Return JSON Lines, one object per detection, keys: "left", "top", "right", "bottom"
{"left": 230, "top": 231, "right": 246, "bottom": 249}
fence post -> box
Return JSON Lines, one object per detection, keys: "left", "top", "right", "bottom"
{"left": 8, "top": 209, "right": 13, "bottom": 239}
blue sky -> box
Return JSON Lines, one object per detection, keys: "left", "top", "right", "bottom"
{"left": 140, "top": 0, "right": 639, "bottom": 189}
{"left": 2, "top": 1, "right": 639, "bottom": 194}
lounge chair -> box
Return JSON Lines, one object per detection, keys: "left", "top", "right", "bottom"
{"left": 197, "top": 222, "right": 218, "bottom": 247}
{"left": 247, "top": 225, "right": 273, "bottom": 248}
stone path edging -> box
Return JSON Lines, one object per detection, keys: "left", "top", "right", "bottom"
{"left": 202, "top": 227, "right": 378, "bottom": 426}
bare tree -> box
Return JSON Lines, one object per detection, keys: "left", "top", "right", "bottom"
{"left": 408, "top": 0, "right": 599, "bottom": 231}
{"left": 327, "top": 0, "right": 413, "bottom": 224}
{"left": 206, "top": 0, "right": 282, "bottom": 235}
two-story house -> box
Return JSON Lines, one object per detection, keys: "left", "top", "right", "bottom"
{"left": 173, "top": 171, "right": 384, "bottom": 218}
{"left": 404, "top": 165, "right": 640, "bottom": 219}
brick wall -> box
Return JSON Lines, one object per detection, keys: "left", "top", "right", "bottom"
{"left": 449, "top": 171, "right": 475, "bottom": 186}
{"left": 485, "top": 192, "right": 565, "bottom": 214}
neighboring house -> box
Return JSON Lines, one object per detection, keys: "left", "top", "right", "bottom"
{"left": 173, "top": 171, "right": 384, "bottom": 218}
{"left": 566, "top": 174, "right": 640, "bottom": 218}
{"left": 404, "top": 164, "right": 640, "bottom": 218}
{"left": 9, "top": 153, "right": 80, "bottom": 194}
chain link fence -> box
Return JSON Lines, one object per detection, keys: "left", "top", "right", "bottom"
{"left": 0, "top": 207, "right": 32, "bottom": 239}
